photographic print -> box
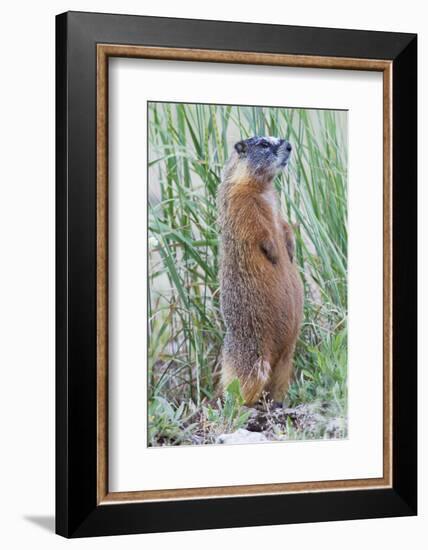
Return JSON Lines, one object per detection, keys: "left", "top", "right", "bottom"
{"left": 148, "top": 102, "right": 348, "bottom": 447}
{"left": 57, "top": 14, "right": 417, "bottom": 536}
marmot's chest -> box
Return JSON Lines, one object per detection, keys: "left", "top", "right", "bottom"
{"left": 261, "top": 189, "right": 281, "bottom": 232}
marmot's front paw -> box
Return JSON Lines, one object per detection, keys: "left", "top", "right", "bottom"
{"left": 260, "top": 239, "right": 278, "bottom": 265}
{"left": 281, "top": 221, "right": 295, "bottom": 263}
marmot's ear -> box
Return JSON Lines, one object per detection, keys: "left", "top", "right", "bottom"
{"left": 234, "top": 140, "right": 247, "bottom": 155}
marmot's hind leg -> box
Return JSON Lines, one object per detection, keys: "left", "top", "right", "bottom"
{"left": 267, "top": 351, "right": 294, "bottom": 403}
{"left": 222, "top": 351, "right": 271, "bottom": 406}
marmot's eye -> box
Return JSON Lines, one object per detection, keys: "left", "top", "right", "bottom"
{"left": 260, "top": 141, "right": 270, "bottom": 148}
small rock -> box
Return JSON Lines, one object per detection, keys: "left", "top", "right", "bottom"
{"left": 216, "top": 428, "right": 268, "bottom": 445}
{"left": 325, "top": 417, "right": 347, "bottom": 438}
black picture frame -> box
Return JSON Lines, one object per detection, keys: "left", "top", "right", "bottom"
{"left": 56, "top": 10, "right": 417, "bottom": 538}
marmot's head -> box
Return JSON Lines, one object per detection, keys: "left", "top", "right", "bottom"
{"left": 233, "top": 136, "right": 292, "bottom": 182}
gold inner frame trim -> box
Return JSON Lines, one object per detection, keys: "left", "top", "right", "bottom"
{"left": 96, "top": 44, "right": 393, "bottom": 505}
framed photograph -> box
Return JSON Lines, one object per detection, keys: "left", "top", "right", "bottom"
{"left": 56, "top": 11, "right": 417, "bottom": 538}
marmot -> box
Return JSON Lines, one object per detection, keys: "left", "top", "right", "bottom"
{"left": 218, "top": 136, "right": 303, "bottom": 405}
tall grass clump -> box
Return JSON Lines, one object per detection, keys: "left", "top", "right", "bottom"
{"left": 148, "top": 102, "right": 348, "bottom": 445}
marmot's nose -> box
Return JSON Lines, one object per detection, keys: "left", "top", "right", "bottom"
{"left": 279, "top": 139, "right": 292, "bottom": 152}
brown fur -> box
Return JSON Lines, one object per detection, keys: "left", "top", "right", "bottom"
{"left": 218, "top": 154, "right": 303, "bottom": 405}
